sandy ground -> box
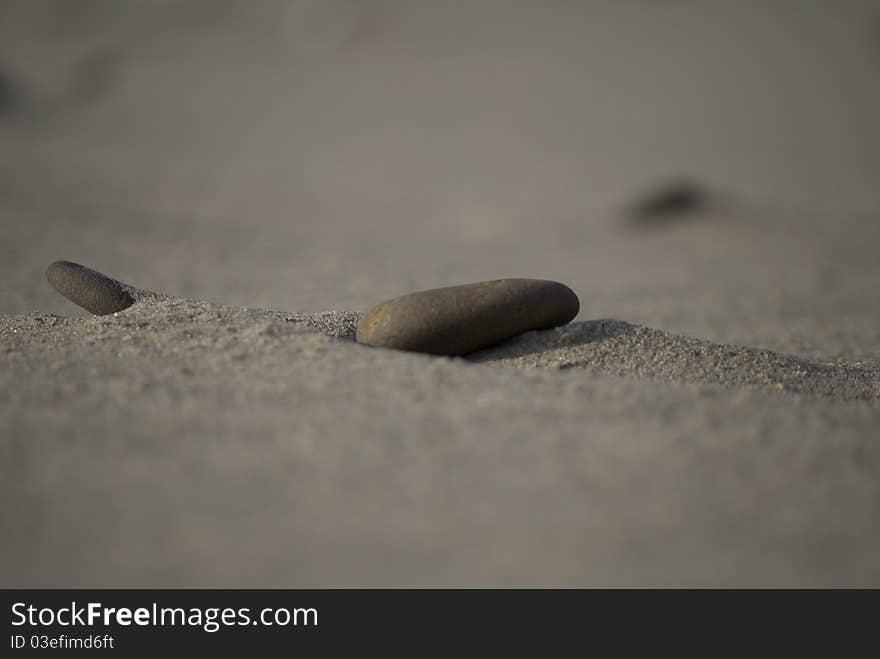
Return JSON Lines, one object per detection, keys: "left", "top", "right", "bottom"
{"left": 1, "top": 1, "right": 879, "bottom": 586}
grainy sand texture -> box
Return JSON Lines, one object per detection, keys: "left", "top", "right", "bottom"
{"left": 2, "top": 1, "right": 880, "bottom": 586}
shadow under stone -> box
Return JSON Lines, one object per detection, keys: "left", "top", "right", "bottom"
{"left": 467, "top": 319, "right": 639, "bottom": 362}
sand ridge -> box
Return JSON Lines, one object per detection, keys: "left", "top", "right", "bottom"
{"left": 472, "top": 319, "right": 880, "bottom": 401}
{"left": 4, "top": 290, "right": 878, "bottom": 403}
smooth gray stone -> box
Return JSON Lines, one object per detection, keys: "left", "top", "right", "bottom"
{"left": 46, "top": 260, "right": 136, "bottom": 315}
{"left": 356, "top": 279, "right": 580, "bottom": 355}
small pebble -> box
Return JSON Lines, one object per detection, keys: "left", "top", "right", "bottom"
{"left": 46, "top": 260, "right": 135, "bottom": 315}
{"left": 627, "top": 179, "right": 710, "bottom": 222}
{"left": 356, "top": 279, "right": 580, "bottom": 355}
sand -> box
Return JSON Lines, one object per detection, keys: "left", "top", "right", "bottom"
{"left": 2, "top": 1, "right": 880, "bottom": 586}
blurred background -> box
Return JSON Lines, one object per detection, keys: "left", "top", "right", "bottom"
{"left": 2, "top": 0, "right": 879, "bottom": 359}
